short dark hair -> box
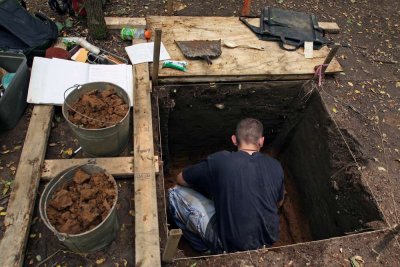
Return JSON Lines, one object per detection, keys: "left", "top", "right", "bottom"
{"left": 235, "top": 118, "right": 264, "bottom": 145}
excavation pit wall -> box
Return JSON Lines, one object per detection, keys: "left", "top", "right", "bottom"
{"left": 153, "top": 81, "right": 384, "bottom": 258}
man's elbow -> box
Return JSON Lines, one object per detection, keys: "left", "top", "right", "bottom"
{"left": 176, "top": 172, "right": 189, "bottom": 187}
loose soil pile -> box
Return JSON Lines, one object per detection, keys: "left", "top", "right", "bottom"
{"left": 68, "top": 88, "right": 129, "bottom": 129}
{"left": 46, "top": 168, "right": 117, "bottom": 234}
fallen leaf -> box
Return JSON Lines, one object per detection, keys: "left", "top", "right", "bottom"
{"left": 173, "top": 0, "right": 187, "bottom": 11}
{"left": 348, "top": 82, "right": 354, "bottom": 87}
{"left": 64, "top": 18, "right": 73, "bottom": 28}
{"left": 13, "top": 145, "right": 22, "bottom": 151}
{"left": 332, "top": 107, "right": 338, "bottom": 113}
{"left": 49, "top": 143, "right": 57, "bottom": 147}
{"left": 0, "top": 212, "right": 6, "bottom": 216}
{"left": 354, "top": 90, "right": 361, "bottom": 94}
{"left": 349, "top": 255, "right": 364, "bottom": 267}
{"left": 0, "top": 150, "right": 10, "bottom": 155}
{"left": 96, "top": 258, "right": 106, "bottom": 265}
{"left": 0, "top": 207, "right": 4, "bottom": 211}
{"left": 62, "top": 148, "right": 73, "bottom": 157}
{"left": 396, "top": 81, "right": 400, "bottom": 88}
{"left": 29, "top": 234, "right": 36, "bottom": 238}
{"left": 123, "top": 259, "right": 128, "bottom": 266}
{"left": 377, "top": 167, "right": 387, "bottom": 172}
{"left": 36, "top": 255, "right": 42, "bottom": 262}
{"left": 55, "top": 22, "right": 64, "bottom": 32}
{"left": 190, "top": 263, "right": 197, "bottom": 267}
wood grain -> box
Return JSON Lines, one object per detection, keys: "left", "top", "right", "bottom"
{"left": 146, "top": 16, "right": 342, "bottom": 83}
{"left": 41, "top": 156, "right": 159, "bottom": 181}
{"left": 105, "top": 17, "right": 146, "bottom": 29}
{"left": 133, "top": 62, "right": 161, "bottom": 267}
{"left": 0, "top": 105, "right": 54, "bottom": 267}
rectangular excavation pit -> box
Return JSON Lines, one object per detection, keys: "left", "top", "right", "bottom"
{"left": 154, "top": 81, "right": 384, "bottom": 258}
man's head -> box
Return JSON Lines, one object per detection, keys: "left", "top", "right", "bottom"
{"left": 231, "top": 118, "right": 264, "bottom": 149}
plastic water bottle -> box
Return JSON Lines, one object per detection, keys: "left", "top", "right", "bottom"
{"left": 120, "top": 28, "right": 151, "bottom": 40}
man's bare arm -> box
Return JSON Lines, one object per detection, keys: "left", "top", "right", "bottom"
{"left": 277, "top": 190, "right": 287, "bottom": 208}
{"left": 176, "top": 172, "right": 189, "bottom": 187}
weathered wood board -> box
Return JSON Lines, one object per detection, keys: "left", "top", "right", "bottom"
{"left": 0, "top": 105, "right": 54, "bottom": 267}
{"left": 133, "top": 62, "right": 161, "bottom": 267}
{"left": 41, "top": 156, "right": 159, "bottom": 181}
{"left": 146, "top": 16, "right": 343, "bottom": 83}
{"left": 105, "top": 17, "right": 147, "bottom": 29}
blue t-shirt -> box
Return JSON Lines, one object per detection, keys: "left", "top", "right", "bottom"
{"left": 183, "top": 150, "right": 284, "bottom": 253}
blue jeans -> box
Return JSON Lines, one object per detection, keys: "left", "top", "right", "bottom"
{"left": 168, "top": 185, "right": 217, "bottom": 252}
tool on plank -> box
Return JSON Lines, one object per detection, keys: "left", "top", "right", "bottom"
{"left": 175, "top": 40, "right": 222, "bottom": 65}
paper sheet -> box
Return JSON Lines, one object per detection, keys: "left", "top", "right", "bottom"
{"left": 125, "top": 42, "right": 171, "bottom": 64}
{"left": 304, "top": 41, "right": 314, "bottom": 59}
{"left": 88, "top": 64, "right": 133, "bottom": 105}
{"left": 27, "top": 58, "right": 134, "bottom": 106}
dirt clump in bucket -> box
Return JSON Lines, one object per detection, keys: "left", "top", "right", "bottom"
{"left": 68, "top": 87, "right": 129, "bottom": 129}
{"left": 46, "top": 168, "right": 117, "bottom": 234}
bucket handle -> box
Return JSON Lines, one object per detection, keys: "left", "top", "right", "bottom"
{"left": 64, "top": 84, "right": 120, "bottom": 127}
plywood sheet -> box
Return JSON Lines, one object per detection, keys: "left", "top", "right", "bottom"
{"left": 147, "top": 16, "right": 342, "bottom": 82}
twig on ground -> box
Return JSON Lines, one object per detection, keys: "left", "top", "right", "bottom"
{"left": 36, "top": 249, "right": 61, "bottom": 267}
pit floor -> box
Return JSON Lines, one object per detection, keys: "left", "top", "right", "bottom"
{"left": 164, "top": 152, "right": 313, "bottom": 258}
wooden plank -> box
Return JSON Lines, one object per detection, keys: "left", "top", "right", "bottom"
{"left": 105, "top": 17, "right": 146, "bottom": 29}
{"left": 104, "top": 16, "right": 338, "bottom": 33}
{"left": 0, "top": 105, "right": 54, "bottom": 267}
{"left": 41, "top": 157, "right": 134, "bottom": 181}
{"left": 318, "top": 22, "right": 340, "bottom": 34}
{"left": 152, "top": 29, "right": 162, "bottom": 86}
{"left": 41, "top": 156, "right": 160, "bottom": 181}
{"left": 133, "top": 62, "right": 161, "bottom": 266}
{"left": 146, "top": 16, "right": 342, "bottom": 83}
{"left": 162, "top": 229, "right": 183, "bottom": 263}
{"left": 158, "top": 74, "right": 317, "bottom": 84}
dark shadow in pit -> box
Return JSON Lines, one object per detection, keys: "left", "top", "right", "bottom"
{"left": 154, "top": 81, "right": 384, "bottom": 258}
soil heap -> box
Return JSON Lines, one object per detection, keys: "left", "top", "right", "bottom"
{"left": 46, "top": 168, "right": 117, "bottom": 234}
{"left": 68, "top": 87, "right": 129, "bottom": 129}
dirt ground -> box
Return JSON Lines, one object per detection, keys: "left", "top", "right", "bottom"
{"left": 0, "top": 0, "right": 399, "bottom": 266}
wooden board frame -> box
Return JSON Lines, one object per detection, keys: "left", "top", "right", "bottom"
{"left": 0, "top": 16, "right": 342, "bottom": 267}
{"left": 146, "top": 16, "right": 343, "bottom": 84}
{"left": 41, "top": 156, "right": 159, "bottom": 181}
{"left": 133, "top": 62, "right": 161, "bottom": 266}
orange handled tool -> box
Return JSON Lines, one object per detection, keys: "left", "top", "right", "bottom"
{"left": 241, "top": 0, "right": 252, "bottom": 16}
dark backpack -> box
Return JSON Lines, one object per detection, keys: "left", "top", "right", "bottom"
{"left": 0, "top": 0, "right": 59, "bottom": 63}
{"left": 240, "top": 7, "right": 327, "bottom": 51}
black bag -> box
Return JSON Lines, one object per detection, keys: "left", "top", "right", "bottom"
{"left": 0, "top": 0, "right": 58, "bottom": 62}
{"left": 240, "top": 7, "right": 327, "bottom": 51}
{"left": 48, "top": 0, "right": 74, "bottom": 16}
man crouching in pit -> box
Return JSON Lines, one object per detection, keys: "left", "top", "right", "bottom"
{"left": 168, "top": 118, "right": 285, "bottom": 253}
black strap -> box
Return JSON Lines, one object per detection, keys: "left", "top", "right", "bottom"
{"left": 279, "top": 35, "right": 303, "bottom": 51}
{"left": 239, "top": 16, "right": 262, "bottom": 34}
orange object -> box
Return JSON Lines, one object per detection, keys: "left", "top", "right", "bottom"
{"left": 144, "top": 30, "right": 152, "bottom": 41}
{"left": 241, "top": 0, "right": 252, "bottom": 16}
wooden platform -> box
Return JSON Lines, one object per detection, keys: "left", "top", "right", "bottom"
{"left": 146, "top": 16, "right": 343, "bottom": 83}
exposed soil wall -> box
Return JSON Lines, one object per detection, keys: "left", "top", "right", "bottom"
{"left": 280, "top": 92, "right": 384, "bottom": 240}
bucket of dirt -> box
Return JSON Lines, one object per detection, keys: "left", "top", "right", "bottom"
{"left": 39, "top": 164, "right": 119, "bottom": 253}
{"left": 62, "top": 82, "right": 130, "bottom": 157}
